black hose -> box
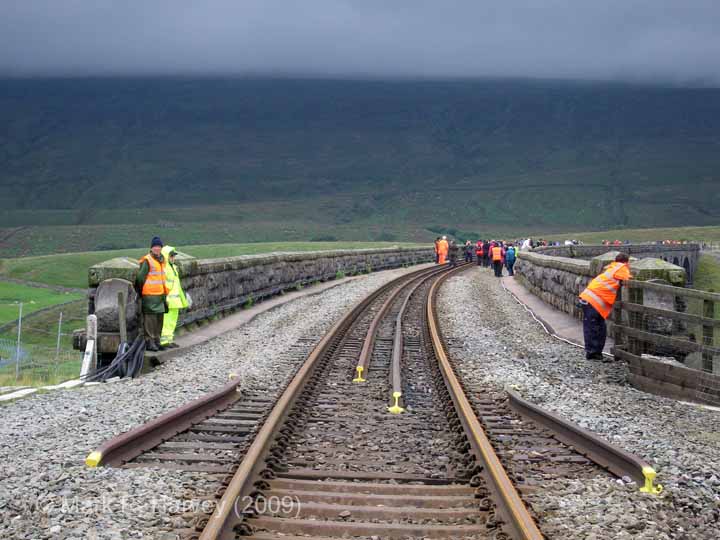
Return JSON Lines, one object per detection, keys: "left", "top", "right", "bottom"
{"left": 82, "top": 336, "right": 146, "bottom": 383}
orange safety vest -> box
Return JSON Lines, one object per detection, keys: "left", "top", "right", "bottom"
{"left": 580, "top": 262, "right": 631, "bottom": 319}
{"left": 491, "top": 246, "right": 502, "bottom": 261}
{"left": 476, "top": 242, "right": 483, "bottom": 255}
{"left": 138, "top": 254, "right": 169, "bottom": 296}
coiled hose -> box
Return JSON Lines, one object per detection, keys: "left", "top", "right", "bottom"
{"left": 82, "top": 336, "right": 146, "bottom": 382}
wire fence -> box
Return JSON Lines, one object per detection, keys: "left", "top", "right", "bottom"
{"left": 0, "top": 303, "right": 84, "bottom": 386}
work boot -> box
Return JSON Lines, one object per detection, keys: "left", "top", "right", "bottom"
{"left": 165, "top": 342, "right": 180, "bottom": 349}
{"left": 155, "top": 339, "right": 165, "bottom": 351}
{"left": 146, "top": 340, "right": 159, "bottom": 352}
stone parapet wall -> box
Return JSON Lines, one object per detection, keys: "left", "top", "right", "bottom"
{"left": 83, "top": 247, "right": 433, "bottom": 352}
{"left": 514, "top": 252, "right": 593, "bottom": 318}
{"left": 533, "top": 244, "right": 699, "bottom": 282}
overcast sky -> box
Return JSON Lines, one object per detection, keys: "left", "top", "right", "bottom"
{"left": 1, "top": 1, "right": 719, "bottom": 84}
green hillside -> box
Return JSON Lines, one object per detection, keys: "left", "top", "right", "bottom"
{"left": 1, "top": 77, "right": 720, "bottom": 256}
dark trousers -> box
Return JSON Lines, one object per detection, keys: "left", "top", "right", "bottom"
{"left": 582, "top": 303, "right": 606, "bottom": 356}
{"left": 476, "top": 254, "right": 482, "bottom": 265}
{"left": 506, "top": 260, "right": 515, "bottom": 276}
{"left": 492, "top": 260, "right": 503, "bottom": 277}
{"left": 464, "top": 252, "right": 472, "bottom": 262}
{"left": 143, "top": 313, "right": 164, "bottom": 343}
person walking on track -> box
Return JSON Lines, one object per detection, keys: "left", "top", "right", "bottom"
{"left": 463, "top": 240, "right": 473, "bottom": 263}
{"left": 491, "top": 242, "right": 505, "bottom": 277}
{"left": 449, "top": 240, "right": 459, "bottom": 267}
{"left": 160, "top": 245, "right": 189, "bottom": 349}
{"left": 579, "top": 253, "right": 632, "bottom": 360}
{"left": 505, "top": 243, "right": 517, "bottom": 276}
{"left": 437, "top": 236, "right": 449, "bottom": 265}
{"left": 136, "top": 236, "right": 169, "bottom": 352}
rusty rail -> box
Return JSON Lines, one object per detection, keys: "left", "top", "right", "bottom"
{"left": 387, "top": 263, "right": 466, "bottom": 413}
{"left": 506, "top": 389, "right": 662, "bottom": 494}
{"left": 427, "top": 265, "right": 544, "bottom": 540}
{"left": 387, "top": 276, "right": 427, "bottom": 413}
{"left": 85, "top": 378, "right": 242, "bottom": 468}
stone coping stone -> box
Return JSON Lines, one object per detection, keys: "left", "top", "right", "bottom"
{"left": 517, "top": 251, "right": 594, "bottom": 276}
{"left": 89, "top": 247, "right": 430, "bottom": 286}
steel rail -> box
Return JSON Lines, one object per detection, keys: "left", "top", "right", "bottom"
{"left": 506, "top": 389, "right": 662, "bottom": 494}
{"left": 388, "top": 263, "right": 467, "bottom": 413}
{"left": 198, "top": 264, "right": 439, "bottom": 540}
{"left": 85, "top": 377, "right": 242, "bottom": 468}
{"left": 352, "top": 264, "right": 444, "bottom": 383}
{"left": 427, "top": 265, "right": 544, "bottom": 540}
{"left": 387, "top": 278, "right": 424, "bottom": 413}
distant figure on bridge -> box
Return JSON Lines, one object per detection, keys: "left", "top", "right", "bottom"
{"left": 505, "top": 244, "right": 517, "bottom": 276}
{"left": 483, "top": 240, "right": 491, "bottom": 267}
{"left": 463, "top": 240, "right": 473, "bottom": 262}
{"left": 475, "top": 240, "right": 484, "bottom": 266}
{"left": 136, "top": 236, "right": 170, "bottom": 352}
{"left": 437, "top": 236, "right": 449, "bottom": 265}
{"left": 491, "top": 242, "right": 505, "bottom": 277}
{"left": 160, "top": 246, "right": 189, "bottom": 349}
{"left": 578, "top": 253, "right": 632, "bottom": 361}
{"left": 448, "top": 240, "right": 459, "bottom": 267}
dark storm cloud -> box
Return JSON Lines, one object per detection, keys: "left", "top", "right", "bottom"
{"left": 1, "top": 0, "right": 719, "bottom": 83}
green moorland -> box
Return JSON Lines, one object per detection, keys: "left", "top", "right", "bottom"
{"left": 1, "top": 77, "right": 720, "bottom": 259}
{"left": 694, "top": 255, "right": 720, "bottom": 293}
{"left": 0, "top": 282, "right": 82, "bottom": 326}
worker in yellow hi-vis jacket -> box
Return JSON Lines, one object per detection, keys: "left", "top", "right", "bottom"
{"left": 160, "top": 245, "right": 189, "bottom": 348}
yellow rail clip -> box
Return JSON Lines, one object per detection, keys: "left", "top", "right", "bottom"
{"left": 640, "top": 466, "right": 663, "bottom": 494}
{"left": 387, "top": 391, "right": 405, "bottom": 414}
{"left": 352, "top": 366, "right": 366, "bottom": 383}
{"left": 85, "top": 451, "right": 102, "bottom": 468}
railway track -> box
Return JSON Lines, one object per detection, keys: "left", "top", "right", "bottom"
{"left": 87, "top": 262, "right": 660, "bottom": 539}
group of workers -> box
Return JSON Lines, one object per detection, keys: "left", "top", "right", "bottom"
{"left": 432, "top": 235, "right": 632, "bottom": 362}
{"left": 434, "top": 237, "right": 517, "bottom": 277}
{"left": 136, "top": 236, "right": 189, "bottom": 352}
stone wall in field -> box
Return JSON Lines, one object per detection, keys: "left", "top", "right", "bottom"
{"left": 81, "top": 247, "right": 434, "bottom": 352}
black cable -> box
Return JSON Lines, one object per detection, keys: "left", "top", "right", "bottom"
{"left": 82, "top": 336, "right": 145, "bottom": 382}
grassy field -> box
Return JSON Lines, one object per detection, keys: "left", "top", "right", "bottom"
{"left": 0, "top": 241, "right": 425, "bottom": 289}
{"left": 0, "top": 299, "right": 86, "bottom": 387}
{"left": 694, "top": 255, "right": 720, "bottom": 293}
{"left": 0, "top": 282, "right": 83, "bottom": 326}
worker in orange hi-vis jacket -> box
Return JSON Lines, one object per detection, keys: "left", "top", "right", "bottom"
{"left": 578, "top": 252, "right": 632, "bottom": 360}
{"left": 437, "top": 236, "right": 449, "bottom": 265}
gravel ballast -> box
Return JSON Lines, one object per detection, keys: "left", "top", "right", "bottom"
{"left": 438, "top": 267, "right": 720, "bottom": 539}
{"left": 0, "top": 265, "right": 426, "bottom": 540}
